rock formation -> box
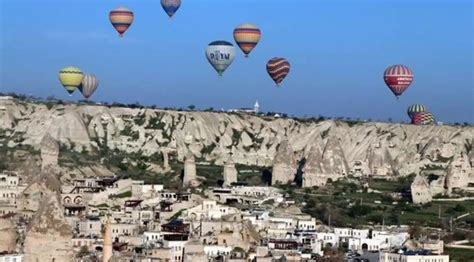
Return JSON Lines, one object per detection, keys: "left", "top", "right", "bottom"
{"left": 367, "top": 141, "right": 394, "bottom": 177}
{"left": 305, "top": 136, "right": 350, "bottom": 185}
{"left": 21, "top": 165, "right": 72, "bottom": 261}
{"left": 411, "top": 174, "right": 432, "bottom": 204}
{"left": 0, "top": 218, "right": 17, "bottom": 253}
{"left": 183, "top": 150, "right": 199, "bottom": 188}
{"left": 445, "top": 152, "right": 473, "bottom": 195}
{"left": 40, "top": 134, "right": 59, "bottom": 171}
{"left": 23, "top": 192, "right": 74, "bottom": 261}
{"left": 162, "top": 150, "right": 170, "bottom": 170}
{"left": 0, "top": 98, "right": 472, "bottom": 192}
{"left": 302, "top": 143, "right": 324, "bottom": 187}
{"left": 223, "top": 154, "right": 238, "bottom": 186}
{"left": 271, "top": 139, "right": 297, "bottom": 185}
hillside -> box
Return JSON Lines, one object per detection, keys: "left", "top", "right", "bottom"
{"left": 0, "top": 97, "right": 473, "bottom": 189}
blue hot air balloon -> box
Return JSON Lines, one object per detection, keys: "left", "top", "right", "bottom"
{"left": 161, "top": 0, "right": 181, "bottom": 19}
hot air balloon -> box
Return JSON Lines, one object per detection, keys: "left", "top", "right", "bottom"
{"left": 109, "top": 6, "right": 134, "bottom": 37}
{"left": 233, "top": 23, "right": 261, "bottom": 57}
{"left": 266, "top": 57, "right": 290, "bottom": 86}
{"left": 58, "top": 66, "right": 84, "bottom": 95}
{"left": 384, "top": 64, "right": 413, "bottom": 98}
{"left": 411, "top": 111, "right": 435, "bottom": 125}
{"left": 407, "top": 104, "right": 427, "bottom": 119}
{"left": 205, "top": 41, "right": 236, "bottom": 76}
{"left": 161, "top": 0, "right": 181, "bottom": 19}
{"left": 79, "top": 74, "right": 99, "bottom": 100}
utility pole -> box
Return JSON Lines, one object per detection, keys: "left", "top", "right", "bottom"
{"left": 328, "top": 212, "right": 331, "bottom": 228}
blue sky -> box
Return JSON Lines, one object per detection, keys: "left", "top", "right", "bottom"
{"left": 1, "top": 0, "right": 472, "bottom": 123}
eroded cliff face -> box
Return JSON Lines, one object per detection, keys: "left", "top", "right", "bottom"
{"left": 1, "top": 99, "right": 473, "bottom": 187}
{"left": 23, "top": 170, "right": 74, "bottom": 262}
{"left": 0, "top": 218, "right": 17, "bottom": 253}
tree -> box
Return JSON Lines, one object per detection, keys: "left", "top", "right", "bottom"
{"left": 188, "top": 105, "right": 196, "bottom": 110}
{"left": 77, "top": 246, "right": 90, "bottom": 258}
{"left": 408, "top": 224, "right": 422, "bottom": 239}
{"left": 453, "top": 204, "right": 467, "bottom": 213}
{"left": 348, "top": 204, "right": 372, "bottom": 218}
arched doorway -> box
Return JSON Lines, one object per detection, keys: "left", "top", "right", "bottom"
{"left": 362, "top": 243, "right": 368, "bottom": 250}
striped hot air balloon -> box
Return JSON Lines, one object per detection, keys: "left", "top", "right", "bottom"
{"left": 161, "top": 0, "right": 181, "bottom": 19}
{"left": 109, "top": 6, "right": 134, "bottom": 37}
{"left": 266, "top": 57, "right": 290, "bottom": 86}
{"left": 384, "top": 64, "right": 414, "bottom": 98}
{"left": 407, "top": 104, "right": 427, "bottom": 119}
{"left": 58, "top": 66, "right": 84, "bottom": 95}
{"left": 205, "top": 41, "right": 236, "bottom": 76}
{"left": 411, "top": 111, "right": 435, "bottom": 125}
{"left": 233, "top": 23, "right": 261, "bottom": 57}
{"left": 79, "top": 74, "right": 99, "bottom": 100}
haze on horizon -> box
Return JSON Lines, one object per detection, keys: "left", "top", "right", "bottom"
{"left": 0, "top": 0, "right": 472, "bottom": 123}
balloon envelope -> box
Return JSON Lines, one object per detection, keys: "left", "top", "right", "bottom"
{"left": 384, "top": 64, "right": 413, "bottom": 98}
{"left": 407, "top": 104, "right": 427, "bottom": 119}
{"left": 161, "top": 0, "right": 181, "bottom": 18}
{"left": 79, "top": 74, "right": 99, "bottom": 99}
{"left": 205, "top": 41, "right": 236, "bottom": 76}
{"left": 109, "top": 6, "right": 134, "bottom": 37}
{"left": 411, "top": 112, "right": 435, "bottom": 125}
{"left": 266, "top": 57, "right": 290, "bottom": 86}
{"left": 233, "top": 23, "right": 261, "bottom": 57}
{"left": 58, "top": 66, "right": 84, "bottom": 95}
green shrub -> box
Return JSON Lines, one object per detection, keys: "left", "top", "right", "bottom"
{"left": 109, "top": 191, "right": 132, "bottom": 199}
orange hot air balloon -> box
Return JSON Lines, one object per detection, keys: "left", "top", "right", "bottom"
{"left": 109, "top": 6, "right": 134, "bottom": 37}
{"left": 233, "top": 23, "right": 261, "bottom": 57}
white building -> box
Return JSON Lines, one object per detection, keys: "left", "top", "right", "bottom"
{"left": 352, "top": 229, "right": 370, "bottom": 238}
{"left": 143, "top": 231, "right": 162, "bottom": 245}
{"left": 379, "top": 251, "right": 449, "bottom": 262}
{"left": 297, "top": 218, "right": 317, "bottom": 231}
{"left": 0, "top": 171, "right": 25, "bottom": 216}
{"left": 132, "top": 184, "right": 164, "bottom": 197}
{"left": 349, "top": 238, "right": 386, "bottom": 252}
{"left": 77, "top": 219, "right": 102, "bottom": 237}
{"left": 0, "top": 254, "right": 23, "bottom": 262}
{"left": 163, "top": 237, "right": 187, "bottom": 262}
{"left": 204, "top": 245, "right": 232, "bottom": 257}
{"left": 268, "top": 216, "right": 296, "bottom": 230}
{"left": 333, "top": 228, "right": 370, "bottom": 239}
{"left": 185, "top": 200, "right": 239, "bottom": 221}
{"left": 347, "top": 230, "right": 410, "bottom": 252}
{"left": 110, "top": 223, "right": 139, "bottom": 239}
{"left": 315, "top": 232, "right": 338, "bottom": 247}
